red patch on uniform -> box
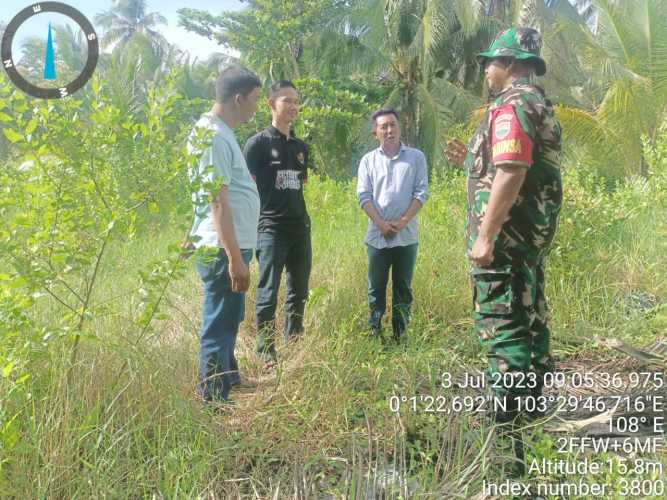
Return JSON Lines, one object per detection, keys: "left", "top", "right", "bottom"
{"left": 491, "top": 105, "right": 533, "bottom": 166}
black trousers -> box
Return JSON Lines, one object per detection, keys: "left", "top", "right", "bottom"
{"left": 255, "top": 230, "right": 312, "bottom": 355}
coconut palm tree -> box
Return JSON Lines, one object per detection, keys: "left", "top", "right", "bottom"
{"left": 178, "top": 53, "right": 238, "bottom": 100}
{"left": 555, "top": 0, "right": 667, "bottom": 176}
{"left": 304, "top": 0, "right": 501, "bottom": 170}
{"left": 94, "top": 0, "right": 167, "bottom": 55}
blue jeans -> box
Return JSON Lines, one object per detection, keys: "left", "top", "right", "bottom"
{"left": 255, "top": 230, "right": 312, "bottom": 356}
{"left": 367, "top": 243, "right": 418, "bottom": 339}
{"left": 196, "top": 248, "right": 253, "bottom": 401}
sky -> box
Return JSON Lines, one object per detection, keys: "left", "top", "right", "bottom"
{"left": 0, "top": 0, "right": 244, "bottom": 61}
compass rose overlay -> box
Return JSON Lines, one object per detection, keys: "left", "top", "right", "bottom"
{"left": 1, "top": 2, "right": 99, "bottom": 99}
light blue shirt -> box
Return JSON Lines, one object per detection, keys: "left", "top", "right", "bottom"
{"left": 356, "top": 144, "right": 429, "bottom": 249}
{"left": 188, "top": 113, "right": 260, "bottom": 250}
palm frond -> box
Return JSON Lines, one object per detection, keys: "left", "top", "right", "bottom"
{"left": 592, "top": 0, "right": 639, "bottom": 66}
{"left": 141, "top": 12, "right": 167, "bottom": 28}
{"left": 416, "top": 83, "right": 439, "bottom": 163}
{"left": 452, "top": 0, "right": 485, "bottom": 38}
{"left": 94, "top": 11, "right": 120, "bottom": 29}
{"left": 429, "top": 77, "right": 482, "bottom": 126}
{"left": 554, "top": 104, "right": 626, "bottom": 164}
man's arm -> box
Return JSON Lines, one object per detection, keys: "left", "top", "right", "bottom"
{"left": 357, "top": 157, "right": 396, "bottom": 238}
{"left": 471, "top": 103, "right": 534, "bottom": 267}
{"left": 389, "top": 152, "right": 428, "bottom": 231}
{"left": 303, "top": 142, "right": 310, "bottom": 184}
{"left": 389, "top": 198, "right": 422, "bottom": 232}
{"left": 362, "top": 201, "right": 397, "bottom": 238}
{"left": 211, "top": 184, "right": 249, "bottom": 293}
{"left": 243, "top": 135, "right": 262, "bottom": 182}
{"left": 210, "top": 135, "right": 249, "bottom": 292}
{"left": 470, "top": 164, "right": 527, "bottom": 267}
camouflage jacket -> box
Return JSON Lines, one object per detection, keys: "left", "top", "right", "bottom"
{"left": 465, "top": 77, "right": 562, "bottom": 264}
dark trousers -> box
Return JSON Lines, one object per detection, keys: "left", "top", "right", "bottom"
{"left": 255, "top": 230, "right": 312, "bottom": 356}
{"left": 367, "top": 243, "right": 418, "bottom": 338}
{"left": 196, "top": 248, "right": 253, "bottom": 402}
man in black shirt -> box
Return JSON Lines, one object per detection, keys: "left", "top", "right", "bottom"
{"left": 243, "top": 81, "right": 311, "bottom": 364}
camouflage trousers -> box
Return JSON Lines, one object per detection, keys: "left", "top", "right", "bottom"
{"left": 471, "top": 258, "right": 555, "bottom": 397}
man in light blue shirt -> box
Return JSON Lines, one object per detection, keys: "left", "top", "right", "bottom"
{"left": 188, "top": 66, "right": 261, "bottom": 404}
{"left": 356, "top": 108, "right": 429, "bottom": 341}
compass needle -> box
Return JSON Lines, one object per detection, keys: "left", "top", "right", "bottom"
{"left": 43, "top": 23, "right": 56, "bottom": 81}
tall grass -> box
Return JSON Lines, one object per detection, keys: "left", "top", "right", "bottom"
{"left": 2, "top": 164, "right": 665, "bottom": 497}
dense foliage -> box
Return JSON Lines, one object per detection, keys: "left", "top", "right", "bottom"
{"left": 1, "top": 0, "right": 666, "bottom": 496}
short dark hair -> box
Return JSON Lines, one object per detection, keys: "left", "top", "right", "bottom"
{"left": 371, "top": 107, "right": 399, "bottom": 128}
{"left": 215, "top": 66, "right": 262, "bottom": 103}
{"left": 268, "top": 80, "right": 297, "bottom": 98}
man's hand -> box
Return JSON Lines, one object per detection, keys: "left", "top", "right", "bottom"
{"left": 388, "top": 218, "right": 407, "bottom": 232}
{"left": 445, "top": 138, "right": 467, "bottom": 168}
{"left": 379, "top": 220, "right": 398, "bottom": 238}
{"left": 229, "top": 257, "right": 250, "bottom": 293}
{"left": 469, "top": 235, "right": 494, "bottom": 268}
{"left": 179, "top": 240, "right": 195, "bottom": 261}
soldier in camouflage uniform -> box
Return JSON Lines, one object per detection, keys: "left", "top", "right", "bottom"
{"left": 446, "top": 27, "right": 562, "bottom": 417}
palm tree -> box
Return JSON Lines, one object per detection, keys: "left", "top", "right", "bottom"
{"left": 94, "top": 0, "right": 167, "bottom": 54}
{"left": 100, "top": 31, "right": 174, "bottom": 113}
{"left": 178, "top": 53, "right": 237, "bottom": 100}
{"left": 178, "top": 0, "right": 342, "bottom": 83}
{"left": 52, "top": 24, "right": 88, "bottom": 73}
{"left": 555, "top": 0, "right": 667, "bottom": 176}
{"left": 305, "top": 0, "right": 500, "bottom": 170}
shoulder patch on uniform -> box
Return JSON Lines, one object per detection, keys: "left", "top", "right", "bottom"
{"left": 491, "top": 104, "right": 534, "bottom": 166}
{"left": 494, "top": 113, "right": 513, "bottom": 140}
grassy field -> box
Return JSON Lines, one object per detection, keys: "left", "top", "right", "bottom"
{"left": 2, "top": 167, "right": 666, "bottom": 498}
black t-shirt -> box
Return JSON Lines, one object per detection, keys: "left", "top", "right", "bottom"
{"left": 243, "top": 125, "right": 310, "bottom": 234}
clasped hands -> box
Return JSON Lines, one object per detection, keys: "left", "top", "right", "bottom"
{"left": 378, "top": 218, "right": 407, "bottom": 239}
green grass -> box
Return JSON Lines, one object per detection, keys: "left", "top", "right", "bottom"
{"left": 1, "top": 168, "right": 666, "bottom": 497}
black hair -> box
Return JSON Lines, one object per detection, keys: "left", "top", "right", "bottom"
{"left": 268, "top": 80, "right": 297, "bottom": 98}
{"left": 215, "top": 66, "right": 262, "bottom": 103}
{"left": 371, "top": 107, "right": 399, "bottom": 128}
